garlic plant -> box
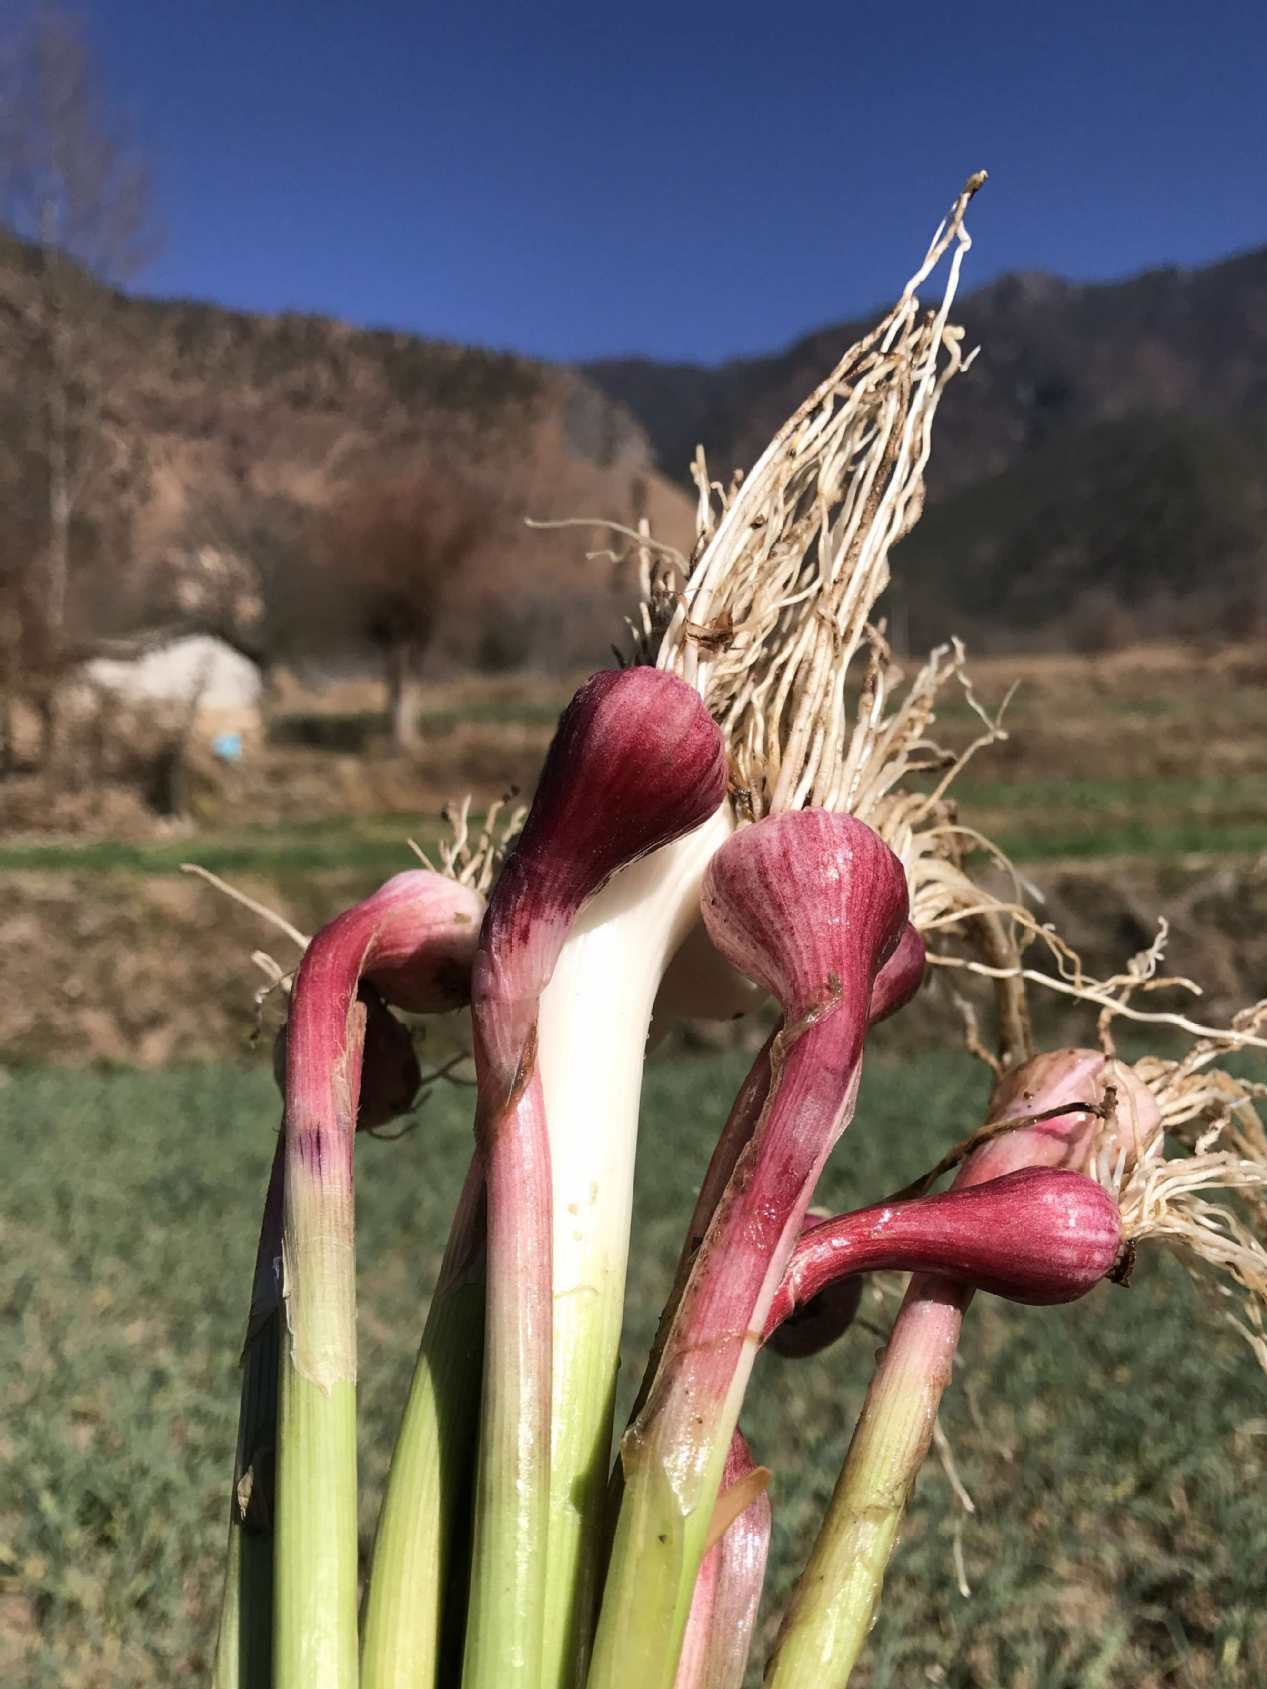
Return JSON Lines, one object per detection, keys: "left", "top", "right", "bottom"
{"left": 201, "top": 176, "right": 1267, "bottom": 1689}
{"left": 463, "top": 668, "right": 726, "bottom": 1689}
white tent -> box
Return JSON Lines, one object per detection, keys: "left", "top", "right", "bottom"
{"left": 84, "top": 635, "right": 262, "bottom": 714}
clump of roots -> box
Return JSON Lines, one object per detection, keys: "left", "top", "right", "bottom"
{"left": 411, "top": 790, "right": 525, "bottom": 895}
{"left": 577, "top": 175, "right": 1262, "bottom": 1082}
{"left": 1086, "top": 1004, "right": 1267, "bottom": 1371}
{"left": 650, "top": 174, "right": 986, "bottom": 821}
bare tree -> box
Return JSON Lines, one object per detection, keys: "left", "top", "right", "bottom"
{"left": 315, "top": 467, "right": 491, "bottom": 751}
{"left": 0, "top": 3, "right": 154, "bottom": 760}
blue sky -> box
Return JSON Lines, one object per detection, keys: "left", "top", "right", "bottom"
{"left": 62, "top": 0, "right": 1267, "bottom": 362}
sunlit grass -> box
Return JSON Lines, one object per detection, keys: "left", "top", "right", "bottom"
{"left": 3, "top": 1052, "right": 1264, "bottom": 1685}
{"left": 0, "top": 815, "right": 453, "bottom": 877}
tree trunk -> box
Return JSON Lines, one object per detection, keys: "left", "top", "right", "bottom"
{"left": 37, "top": 686, "right": 60, "bottom": 790}
{"left": 385, "top": 641, "right": 423, "bottom": 753}
{"left": 256, "top": 653, "right": 278, "bottom": 738}
{"left": 0, "top": 682, "right": 14, "bottom": 777}
{"left": 46, "top": 361, "right": 71, "bottom": 642}
{"left": 40, "top": 213, "right": 73, "bottom": 647}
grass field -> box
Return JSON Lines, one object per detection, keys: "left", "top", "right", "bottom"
{"left": 0, "top": 815, "right": 451, "bottom": 879}
{"left": 3, "top": 1050, "right": 1265, "bottom": 1687}
{"left": 4, "top": 766, "right": 1267, "bottom": 877}
{"left": 3, "top": 642, "right": 1265, "bottom": 1677}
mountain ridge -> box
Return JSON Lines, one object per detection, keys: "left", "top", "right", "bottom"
{"left": 585, "top": 242, "right": 1267, "bottom": 489}
{"left": 0, "top": 226, "right": 694, "bottom": 674}
{"left": 583, "top": 240, "right": 1267, "bottom": 643}
{"left": 2, "top": 228, "right": 1264, "bottom": 663}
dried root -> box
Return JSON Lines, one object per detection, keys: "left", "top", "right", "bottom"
{"left": 411, "top": 790, "right": 525, "bottom": 894}
{"left": 1078, "top": 1006, "right": 1267, "bottom": 1371}
{"left": 653, "top": 176, "right": 987, "bottom": 820}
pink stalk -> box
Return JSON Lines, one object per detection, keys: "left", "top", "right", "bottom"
{"left": 274, "top": 989, "right": 425, "bottom": 1128}
{"left": 764, "top": 1212, "right": 863, "bottom": 1359}
{"left": 219, "top": 983, "right": 427, "bottom": 1686}
{"left": 673, "top": 1432, "right": 773, "bottom": 1689}
{"left": 685, "top": 923, "right": 926, "bottom": 1270}
{"left": 251, "top": 1002, "right": 424, "bottom": 1502}
{"left": 591, "top": 811, "right": 907, "bottom": 1689}
{"left": 869, "top": 923, "right": 929, "bottom": 1027}
{"left": 261, "top": 870, "right": 483, "bottom": 1687}
{"left": 764, "top": 1166, "right": 1124, "bottom": 1332}
{"left": 464, "top": 667, "right": 726, "bottom": 1689}
{"left": 764, "top": 1045, "right": 1145, "bottom": 1363}
{"left": 280, "top": 868, "right": 485, "bottom": 1389}
{"left": 635, "top": 924, "right": 925, "bottom": 1416}
{"left": 765, "top": 1050, "right": 1162, "bottom": 1687}
{"left": 652, "top": 810, "right": 908, "bottom": 1430}
{"left": 672, "top": 1539, "right": 719, "bottom": 1689}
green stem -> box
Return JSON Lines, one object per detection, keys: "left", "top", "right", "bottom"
{"left": 763, "top": 1279, "right": 966, "bottom": 1687}
{"left": 213, "top": 1526, "right": 247, "bottom": 1689}
{"left": 360, "top": 1159, "right": 486, "bottom": 1689}
{"left": 213, "top": 1136, "right": 285, "bottom": 1689}
{"left": 274, "top": 1362, "right": 359, "bottom": 1686}
{"left": 462, "top": 1063, "right": 553, "bottom": 1689}
{"left": 274, "top": 1055, "right": 362, "bottom": 1687}
{"left": 675, "top": 1432, "right": 771, "bottom": 1689}
{"left": 537, "top": 819, "right": 733, "bottom": 1688}
{"left": 589, "top": 1023, "right": 861, "bottom": 1689}
{"left": 765, "top": 1050, "right": 1113, "bottom": 1685}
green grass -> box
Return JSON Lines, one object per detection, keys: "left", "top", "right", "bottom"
{"left": 5, "top": 775, "right": 1267, "bottom": 878}
{"left": 994, "top": 818, "right": 1267, "bottom": 862}
{"left": 2, "top": 1052, "right": 1264, "bottom": 1686}
{"left": 956, "top": 774, "right": 1267, "bottom": 812}
{"left": 943, "top": 773, "right": 1267, "bottom": 863}
{"left": 0, "top": 815, "right": 452, "bottom": 878}
{"left": 5, "top": 762, "right": 1267, "bottom": 877}
{"left": 269, "top": 694, "right": 564, "bottom": 752}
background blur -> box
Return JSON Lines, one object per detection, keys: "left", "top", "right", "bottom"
{"left": 2, "top": 3, "right": 1266, "bottom": 1684}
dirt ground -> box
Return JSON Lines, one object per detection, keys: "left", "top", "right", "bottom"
{"left": 2, "top": 851, "right": 1262, "bottom": 1069}
{"left": 5, "top": 641, "right": 1262, "bottom": 839}
{"left": 2, "top": 642, "right": 1264, "bottom": 1067}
